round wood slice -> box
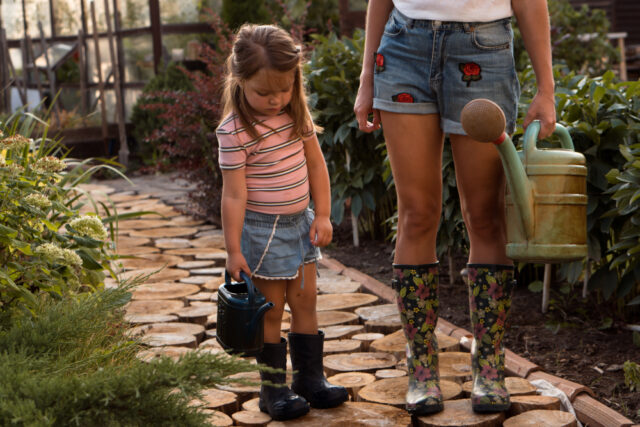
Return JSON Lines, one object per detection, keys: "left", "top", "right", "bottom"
{"left": 121, "top": 267, "right": 190, "bottom": 283}
{"left": 370, "top": 330, "right": 459, "bottom": 360}
{"left": 129, "top": 226, "right": 199, "bottom": 238}
{"left": 137, "top": 346, "right": 192, "bottom": 361}
{"left": 125, "top": 313, "right": 179, "bottom": 324}
{"left": 164, "top": 247, "right": 225, "bottom": 256}
{"left": 173, "top": 304, "right": 217, "bottom": 325}
{"left": 232, "top": 410, "right": 271, "bottom": 426}
{"left": 315, "top": 293, "right": 379, "bottom": 312}
{"left": 266, "top": 401, "right": 411, "bottom": 426}
{"left": 375, "top": 369, "right": 406, "bottom": 379}
{"left": 503, "top": 410, "right": 577, "bottom": 427}
{"left": 508, "top": 395, "right": 562, "bottom": 417}
{"left": 141, "top": 332, "right": 197, "bottom": 348}
{"left": 186, "top": 292, "right": 215, "bottom": 302}
{"left": 200, "top": 338, "right": 223, "bottom": 350}
{"left": 218, "top": 371, "right": 261, "bottom": 398}
{"left": 317, "top": 311, "right": 360, "bottom": 327}
{"left": 203, "top": 277, "right": 226, "bottom": 291}
{"left": 358, "top": 377, "right": 462, "bottom": 407}
{"left": 117, "top": 219, "right": 171, "bottom": 230}
{"left": 170, "top": 216, "right": 206, "bottom": 226}
{"left": 177, "top": 261, "right": 215, "bottom": 269}
{"left": 324, "top": 352, "right": 397, "bottom": 377}
{"left": 365, "top": 315, "right": 402, "bottom": 334}
{"left": 242, "top": 397, "right": 261, "bottom": 412}
{"left": 118, "top": 253, "right": 184, "bottom": 270}
{"left": 131, "top": 282, "right": 200, "bottom": 301}
{"left": 203, "top": 409, "right": 233, "bottom": 426}
{"left": 126, "top": 299, "right": 185, "bottom": 315}
{"left": 317, "top": 277, "right": 362, "bottom": 294}
{"left": 414, "top": 399, "right": 505, "bottom": 427}
{"left": 191, "top": 234, "right": 225, "bottom": 248}
{"left": 207, "top": 313, "right": 218, "bottom": 328}
{"left": 326, "top": 372, "right": 376, "bottom": 401}
{"left": 321, "top": 324, "right": 365, "bottom": 340}
{"left": 196, "top": 251, "right": 228, "bottom": 261}
{"left": 355, "top": 303, "right": 399, "bottom": 322}
{"left": 352, "top": 333, "right": 384, "bottom": 352}
{"left": 155, "top": 238, "right": 193, "bottom": 249}
{"left": 439, "top": 352, "right": 472, "bottom": 383}
{"left": 195, "top": 228, "right": 222, "bottom": 237}
{"left": 324, "top": 339, "right": 362, "bottom": 354}
{"left": 205, "top": 329, "right": 217, "bottom": 339}
{"left": 462, "top": 377, "right": 537, "bottom": 397}
{"left": 107, "top": 192, "right": 147, "bottom": 203}
{"left": 191, "top": 388, "right": 238, "bottom": 414}
{"left": 115, "top": 245, "right": 160, "bottom": 256}
{"left": 190, "top": 267, "right": 226, "bottom": 275}
{"left": 130, "top": 322, "right": 205, "bottom": 342}
{"left": 181, "top": 275, "right": 220, "bottom": 285}
{"left": 113, "top": 236, "right": 151, "bottom": 248}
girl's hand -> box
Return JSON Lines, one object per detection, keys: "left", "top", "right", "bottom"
{"left": 226, "top": 252, "right": 251, "bottom": 281}
{"left": 309, "top": 215, "right": 333, "bottom": 247}
{"left": 523, "top": 91, "right": 556, "bottom": 140}
{"left": 354, "top": 75, "right": 381, "bottom": 133}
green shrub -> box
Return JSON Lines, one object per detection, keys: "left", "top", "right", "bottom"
{"left": 222, "top": 0, "right": 270, "bottom": 29}
{"left": 624, "top": 360, "right": 640, "bottom": 392}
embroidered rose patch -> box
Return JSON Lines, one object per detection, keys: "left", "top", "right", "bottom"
{"left": 392, "top": 93, "right": 414, "bottom": 103}
{"left": 375, "top": 53, "right": 385, "bottom": 73}
{"left": 459, "top": 62, "right": 482, "bottom": 86}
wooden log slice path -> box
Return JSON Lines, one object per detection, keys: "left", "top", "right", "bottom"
{"left": 323, "top": 352, "right": 397, "bottom": 377}
{"left": 316, "top": 277, "right": 361, "bottom": 294}
{"left": 321, "top": 324, "right": 365, "bottom": 339}
{"left": 316, "top": 311, "right": 360, "bottom": 327}
{"left": 194, "top": 388, "right": 238, "bottom": 414}
{"left": 439, "top": 352, "right": 472, "bottom": 383}
{"left": 177, "top": 261, "right": 215, "bottom": 269}
{"left": 242, "top": 397, "right": 261, "bottom": 412}
{"left": 190, "top": 234, "right": 226, "bottom": 248}
{"left": 203, "top": 410, "right": 233, "bottom": 427}
{"left": 117, "top": 253, "right": 184, "bottom": 270}
{"left": 136, "top": 346, "right": 192, "bottom": 361}
{"left": 164, "top": 247, "right": 226, "bottom": 257}
{"left": 174, "top": 304, "right": 217, "bottom": 325}
{"left": 461, "top": 377, "right": 537, "bottom": 397}
{"left": 125, "top": 313, "right": 179, "bottom": 324}
{"left": 232, "top": 410, "right": 272, "bottom": 426}
{"left": 170, "top": 216, "right": 206, "bottom": 226}
{"left": 141, "top": 332, "right": 197, "bottom": 348}
{"left": 186, "top": 292, "right": 216, "bottom": 303}
{"left": 155, "top": 238, "right": 193, "bottom": 249}
{"left": 324, "top": 339, "right": 362, "bottom": 354}
{"left": 129, "top": 226, "right": 199, "bottom": 238}
{"left": 116, "top": 219, "right": 172, "bottom": 230}
{"left": 326, "top": 372, "right": 376, "bottom": 401}
{"left": 352, "top": 332, "right": 384, "bottom": 352}
{"left": 115, "top": 245, "right": 160, "bottom": 256}
{"left": 218, "top": 371, "right": 261, "bottom": 400}
{"left": 190, "top": 267, "right": 226, "bottom": 275}
{"left": 375, "top": 369, "right": 407, "bottom": 379}
{"left": 312, "top": 293, "right": 379, "bottom": 312}
{"left": 364, "top": 315, "right": 402, "bottom": 334}
{"left": 113, "top": 236, "right": 151, "bottom": 248}
{"left": 130, "top": 322, "right": 205, "bottom": 342}
{"left": 126, "top": 299, "right": 185, "bottom": 316}
{"left": 195, "top": 251, "right": 228, "bottom": 261}
{"left": 502, "top": 410, "right": 577, "bottom": 427}
{"left": 266, "top": 401, "right": 411, "bottom": 426}
{"left": 414, "top": 399, "right": 505, "bottom": 426}
{"left": 131, "top": 283, "right": 200, "bottom": 301}
{"left": 507, "top": 395, "right": 562, "bottom": 417}
{"left": 181, "top": 275, "right": 220, "bottom": 285}
{"left": 355, "top": 303, "right": 399, "bottom": 322}
{"left": 202, "top": 277, "right": 226, "bottom": 291}
{"left": 358, "top": 377, "right": 462, "bottom": 408}
{"left": 120, "top": 267, "right": 190, "bottom": 283}
{"left": 371, "top": 330, "right": 460, "bottom": 360}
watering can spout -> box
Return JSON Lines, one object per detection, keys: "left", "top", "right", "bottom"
{"left": 461, "top": 99, "right": 535, "bottom": 239}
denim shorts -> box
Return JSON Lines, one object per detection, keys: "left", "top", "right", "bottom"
{"left": 241, "top": 208, "right": 321, "bottom": 281}
{"left": 373, "top": 8, "right": 520, "bottom": 134}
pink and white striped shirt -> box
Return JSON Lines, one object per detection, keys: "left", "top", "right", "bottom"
{"left": 217, "top": 111, "right": 314, "bottom": 215}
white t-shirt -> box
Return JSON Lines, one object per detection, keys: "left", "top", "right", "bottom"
{"left": 393, "top": 0, "right": 512, "bottom": 22}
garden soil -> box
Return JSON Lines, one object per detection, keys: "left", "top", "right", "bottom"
{"left": 324, "top": 222, "right": 640, "bottom": 423}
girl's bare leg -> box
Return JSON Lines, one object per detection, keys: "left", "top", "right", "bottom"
{"left": 286, "top": 262, "right": 318, "bottom": 334}
{"left": 253, "top": 277, "right": 287, "bottom": 344}
{"left": 380, "top": 111, "right": 444, "bottom": 264}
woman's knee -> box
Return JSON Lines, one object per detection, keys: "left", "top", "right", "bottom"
{"left": 398, "top": 201, "right": 441, "bottom": 237}
{"left": 463, "top": 204, "right": 505, "bottom": 238}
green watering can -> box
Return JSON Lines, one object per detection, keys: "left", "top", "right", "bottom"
{"left": 461, "top": 99, "right": 588, "bottom": 263}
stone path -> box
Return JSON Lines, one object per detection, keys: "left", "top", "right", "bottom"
{"left": 77, "top": 177, "right": 635, "bottom": 427}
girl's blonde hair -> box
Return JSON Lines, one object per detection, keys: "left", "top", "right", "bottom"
{"left": 220, "top": 24, "right": 317, "bottom": 140}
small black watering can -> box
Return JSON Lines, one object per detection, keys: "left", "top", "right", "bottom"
{"left": 216, "top": 271, "right": 274, "bottom": 356}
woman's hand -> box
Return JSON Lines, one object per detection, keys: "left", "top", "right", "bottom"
{"left": 226, "top": 251, "right": 251, "bottom": 281}
{"left": 309, "top": 214, "right": 333, "bottom": 247}
{"left": 523, "top": 91, "right": 556, "bottom": 139}
{"left": 354, "top": 74, "right": 381, "bottom": 133}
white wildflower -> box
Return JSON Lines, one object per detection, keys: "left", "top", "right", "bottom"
{"left": 33, "top": 156, "right": 66, "bottom": 173}
{"left": 7, "top": 164, "right": 24, "bottom": 175}
{"left": 0, "top": 134, "right": 31, "bottom": 151}
{"left": 68, "top": 215, "right": 108, "bottom": 241}
{"left": 62, "top": 249, "right": 83, "bottom": 267}
{"left": 35, "top": 243, "right": 82, "bottom": 266}
{"left": 24, "top": 193, "right": 52, "bottom": 210}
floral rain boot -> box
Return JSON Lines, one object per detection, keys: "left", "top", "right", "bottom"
{"left": 392, "top": 263, "right": 443, "bottom": 415}
{"left": 466, "top": 264, "right": 516, "bottom": 412}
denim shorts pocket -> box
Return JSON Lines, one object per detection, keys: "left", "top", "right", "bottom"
{"left": 471, "top": 20, "right": 511, "bottom": 50}
{"left": 383, "top": 13, "right": 405, "bottom": 37}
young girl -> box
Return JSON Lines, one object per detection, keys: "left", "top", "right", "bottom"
{"left": 217, "top": 24, "right": 348, "bottom": 421}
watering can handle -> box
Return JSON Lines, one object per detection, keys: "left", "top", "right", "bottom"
{"left": 524, "top": 121, "right": 574, "bottom": 155}
{"left": 224, "top": 270, "right": 256, "bottom": 306}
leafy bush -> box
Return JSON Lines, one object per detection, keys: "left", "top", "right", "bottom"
{"left": 513, "top": 0, "right": 618, "bottom": 76}
{"left": 222, "top": 0, "right": 270, "bottom": 29}
{"left": 306, "top": 30, "right": 394, "bottom": 239}
{"left": 268, "top": 0, "right": 339, "bottom": 37}
{"left": 130, "top": 62, "right": 194, "bottom": 167}
{"left": 624, "top": 360, "right": 640, "bottom": 392}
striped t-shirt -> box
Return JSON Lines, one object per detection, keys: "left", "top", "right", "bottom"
{"left": 217, "top": 111, "right": 314, "bottom": 215}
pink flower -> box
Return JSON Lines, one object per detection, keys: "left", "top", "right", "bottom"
{"left": 467, "top": 268, "right": 478, "bottom": 284}
{"left": 480, "top": 365, "right": 498, "bottom": 380}
{"left": 496, "top": 310, "right": 507, "bottom": 328}
{"left": 416, "top": 283, "right": 430, "bottom": 299}
{"left": 414, "top": 365, "right": 431, "bottom": 381}
{"left": 474, "top": 323, "right": 487, "bottom": 341}
{"left": 488, "top": 281, "right": 503, "bottom": 299}
{"left": 426, "top": 386, "right": 442, "bottom": 397}
{"left": 405, "top": 323, "right": 418, "bottom": 341}
{"left": 425, "top": 309, "right": 437, "bottom": 326}
{"left": 396, "top": 296, "right": 405, "bottom": 313}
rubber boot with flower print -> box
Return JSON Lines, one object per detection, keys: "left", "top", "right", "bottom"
{"left": 392, "top": 263, "right": 443, "bottom": 415}
{"left": 467, "top": 264, "right": 516, "bottom": 413}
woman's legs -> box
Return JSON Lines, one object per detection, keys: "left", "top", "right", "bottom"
{"left": 286, "top": 263, "right": 318, "bottom": 334}
{"left": 253, "top": 277, "right": 287, "bottom": 344}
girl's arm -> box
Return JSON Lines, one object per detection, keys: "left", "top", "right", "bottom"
{"left": 221, "top": 168, "right": 250, "bottom": 280}
{"left": 513, "top": 0, "right": 556, "bottom": 139}
{"left": 304, "top": 136, "right": 332, "bottom": 247}
{"left": 354, "top": 0, "right": 394, "bottom": 133}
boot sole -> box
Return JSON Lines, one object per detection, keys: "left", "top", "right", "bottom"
{"left": 472, "top": 403, "right": 510, "bottom": 413}
{"left": 259, "top": 402, "right": 310, "bottom": 421}
{"left": 407, "top": 402, "right": 444, "bottom": 416}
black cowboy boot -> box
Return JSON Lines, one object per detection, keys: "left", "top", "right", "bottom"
{"left": 288, "top": 331, "right": 349, "bottom": 408}
{"left": 255, "top": 338, "right": 309, "bottom": 420}
{"left": 466, "top": 264, "right": 515, "bottom": 412}
{"left": 392, "top": 263, "right": 443, "bottom": 415}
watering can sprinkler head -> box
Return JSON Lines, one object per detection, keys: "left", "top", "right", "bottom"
{"left": 461, "top": 99, "right": 507, "bottom": 144}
